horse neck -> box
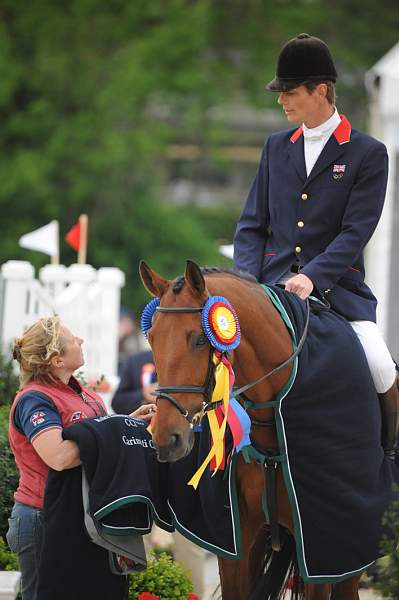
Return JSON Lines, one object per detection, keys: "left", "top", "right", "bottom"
{"left": 206, "top": 276, "right": 293, "bottom": 402}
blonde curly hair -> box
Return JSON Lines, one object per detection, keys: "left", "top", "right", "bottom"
{"left": 13, "top": 317, "right": 66, "bottom": 388}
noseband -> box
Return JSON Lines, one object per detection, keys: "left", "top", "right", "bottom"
{"left": 151, "top": 299, "right": 310, "bottom": 426}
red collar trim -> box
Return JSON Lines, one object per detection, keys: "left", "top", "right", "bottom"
{"left": 290, "top": 126, "right": 303, "bottom": 143}
{"left": 289, "top": 115, "right": 352, "bottom": 145}
{"left": 333, "top": 115, "right": 351, "bottom": 144}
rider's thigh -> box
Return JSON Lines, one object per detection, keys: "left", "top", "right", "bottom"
{"left": 349, "top": 320, "right": 396, "bottom": 393}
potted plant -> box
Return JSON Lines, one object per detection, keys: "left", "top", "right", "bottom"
{"left": 129, "top": 551, "right": 198, "bottom": 600}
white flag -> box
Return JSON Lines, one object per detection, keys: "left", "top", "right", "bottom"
{"left": 19, "top": 221, "right": 59, "bottom": 257}
{"left": 218, "top": 244, "right": 234, "bottom": 260}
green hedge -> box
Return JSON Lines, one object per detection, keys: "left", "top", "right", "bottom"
{"left": 0, "top": 352, "right": 19, "bottom": 581}
{"left": 0, "top": 536, "right": 18, "bottom": 571}
{"left": 374, "top": 488, "right": 399, "bottom": 598}
{"left": 0, "top": 352, "right": 19, "bottom": 541}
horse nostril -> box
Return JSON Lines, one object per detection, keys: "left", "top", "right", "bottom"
{"left": 170, "top": 433, "right": 181, "bottom": 450}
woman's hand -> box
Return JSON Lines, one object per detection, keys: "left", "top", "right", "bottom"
{"left": 129, "top": 403, "right": 157, "bottom": 422}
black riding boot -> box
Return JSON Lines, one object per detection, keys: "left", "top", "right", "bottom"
{"left": 378, "top": 377, "right": 399, "bottom": 461}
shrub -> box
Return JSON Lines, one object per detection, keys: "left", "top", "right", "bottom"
{"left": 129, "top": 551, "right": 194, "bottom": 600}
{"left": 0, "top": 407, "right": 19, "bottom": 540}
{"left": 0, "top": 536, "right": 18, "bottom": 571}
{"left": 0, "top": 351, "right": 19, "bottom": 407}
{"left": 374, "top": 487, "right": 399, "bottom": 598}
{"left": 0, "top": 352, "right": 19, "bottom": 539}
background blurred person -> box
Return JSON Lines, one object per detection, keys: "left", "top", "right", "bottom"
{"left": 118, "top": 306, "right": 148, "bottom": 375}
{"left": 112, "top": 349, "right": 156, "bottom": 414}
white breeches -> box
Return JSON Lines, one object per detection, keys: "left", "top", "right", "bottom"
{"left": 349, "top": 320, "right": 396, "bottom": 394}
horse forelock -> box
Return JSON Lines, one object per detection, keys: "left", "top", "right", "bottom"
{"left": 171, "top": 267, "right": 257, "bottom": 296}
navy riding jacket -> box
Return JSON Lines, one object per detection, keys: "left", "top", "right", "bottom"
{"left": 233, "top": 116, "right": 388, "bottom": 322}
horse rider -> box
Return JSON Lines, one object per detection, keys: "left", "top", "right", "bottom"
{"left": 233, "top": 33, "right": 399, "bottom": 460}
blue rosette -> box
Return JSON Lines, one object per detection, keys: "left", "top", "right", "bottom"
{"left": 141, "top": 297, "right": 160, "bottom": 338}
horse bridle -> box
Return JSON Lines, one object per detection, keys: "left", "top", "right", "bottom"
{"left": 153, "top": 306, "right": 218, "bottom": 427}
{"left": 152, "top": 299, "right": 310, "bottom": 426}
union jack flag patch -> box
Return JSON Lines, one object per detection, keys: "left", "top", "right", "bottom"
{"left": 70, "top": 411, "right": 85, "bottom": 422}
{"left": 333, "top": 164, "right": 346, "bottom": 173}
{"left": 30, "top": 411, "right": 46, "bottom": 427}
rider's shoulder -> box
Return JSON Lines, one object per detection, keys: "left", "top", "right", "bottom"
{"left": 261, "top": 128, "right": 298, "bottom": 154}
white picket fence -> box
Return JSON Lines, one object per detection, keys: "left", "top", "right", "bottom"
{"left": 0, "top": 260, "right": 125, "bottom": 398}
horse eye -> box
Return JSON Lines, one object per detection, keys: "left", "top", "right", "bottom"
{"left": 195, "top": 333, "right": 208, "bottom": 347}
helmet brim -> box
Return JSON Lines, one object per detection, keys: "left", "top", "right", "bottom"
{"left": 265, "top": 77, "right": 307, "bottom": 92}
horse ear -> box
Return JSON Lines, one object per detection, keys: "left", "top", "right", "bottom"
{"left": 139, "top": 261, "right": 169, "bottom": 298}
{"left": 185, "top": 260, "right": 206, "bottom": 297}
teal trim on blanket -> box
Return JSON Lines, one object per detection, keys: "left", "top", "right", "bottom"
{"left": 168, "top": 454, "right": 242, "bottom": 559}
{"left": 94, "top": 495, "right": 174, "bottom": 535}
{"left": 94, "top": 458, "right": 241, "bottom": 559}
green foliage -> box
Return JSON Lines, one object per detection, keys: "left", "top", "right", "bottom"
{"left": 0, "top": 351, "right": 20, "bottom": 408}
{"left": 0, "top": 404, "right": 19, "bottom": 540}
{"left": 0, "top": 536, "right": 18, "bottom": 571}
{"left": 0, "top": 353, "right": 19, "bottom": 539}
{"left": 375, "top": 488, "right": 399, "bottom": 598}
{"left": 0, "top": 0, "right": 397, "bottom": 313}
{"left": 129, "top": 551, "right": 193, "bottom": 600}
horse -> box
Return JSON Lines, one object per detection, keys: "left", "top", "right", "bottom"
{"left": 139, "top": 259, "right": 364, "bottom": 600}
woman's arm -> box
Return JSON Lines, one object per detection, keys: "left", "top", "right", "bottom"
{"left": 32, "top": 429, "right": 81, "bottom": 471}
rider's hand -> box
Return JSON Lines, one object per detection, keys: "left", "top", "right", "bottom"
{"left": 285, "top": 274, "right": 313, "bottom": 300}
{"left": 129, "top": 403, "right": 157, "bottom": 422}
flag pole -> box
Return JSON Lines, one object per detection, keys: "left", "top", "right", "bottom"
{"left": 78, "top": 214, "right": 88, "bottom": 264}
{"left": 51, "top": 220, "right": 60, "bottom": 265}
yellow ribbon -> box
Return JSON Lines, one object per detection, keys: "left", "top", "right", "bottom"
{"left": 187, "top": 352, "right": 231, "bottom": 489}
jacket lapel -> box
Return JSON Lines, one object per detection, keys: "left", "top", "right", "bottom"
{"left": 288, "top": 131, "right": 307, "bottom": 183}
{"left": 287, "top": 115, "right": 351, "bottom": 186}
{"left": 305, "top": 135, "right": 346, "bottom": 186}
{"left": 305, "top": 115, "right": 351, "bottom": 185}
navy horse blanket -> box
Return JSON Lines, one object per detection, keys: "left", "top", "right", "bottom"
{"left": 264, "top": 285, "right": 399, "bottom": 583}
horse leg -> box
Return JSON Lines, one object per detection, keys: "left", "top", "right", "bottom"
{"left": 304, "top": 583, "right": 332, "bottom": 599}
{"left": 332, "top": 574, "right": 361, "bottom": 600}
{"left": 218, "top": 511, "right": 265, "bottom": 599}
{"left": 217, "top": 461, "right": 266, "bottom": 599}
{"left": 304, "top": 574, "right": 361, "bottom": 600}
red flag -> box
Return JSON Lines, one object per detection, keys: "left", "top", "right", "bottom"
{"left": 65, "top": 223, "right": 80, "bottom": 251}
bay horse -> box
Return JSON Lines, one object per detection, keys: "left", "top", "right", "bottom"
{"left": 139, "top": 259, "right": 363, "bottom": 600}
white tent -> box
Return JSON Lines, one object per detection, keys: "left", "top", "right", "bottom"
{"left": 365, "top": 42, "right": 399, "bottom": 356}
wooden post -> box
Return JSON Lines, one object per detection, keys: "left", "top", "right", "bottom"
{"left": 78, "top": 214, "right": 88, "bottom": 265}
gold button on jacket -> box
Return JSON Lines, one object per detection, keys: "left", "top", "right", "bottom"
{"left": 295, "top": 246, "right": 302, "bottom": 253}
{"left": 297, "top": 221, "right": 304, "bottom": 228}
{"left": 301, "top": 193, "right": 308, "bottom": 200}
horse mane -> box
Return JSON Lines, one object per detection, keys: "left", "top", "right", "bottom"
{"left": 172, "top": 267, "right": 257, "bottom": 294}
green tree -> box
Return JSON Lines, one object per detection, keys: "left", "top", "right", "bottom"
{"left": 0, "top": 0, "right": 397, "bottom": 315}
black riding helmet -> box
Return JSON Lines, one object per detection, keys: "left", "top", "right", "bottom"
{"left": 266, "top": 33, "right": 337, "bottom": 92}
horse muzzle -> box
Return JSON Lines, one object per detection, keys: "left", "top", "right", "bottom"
{"left": 154, "top": 428, "right": 195, "bottom": 463}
